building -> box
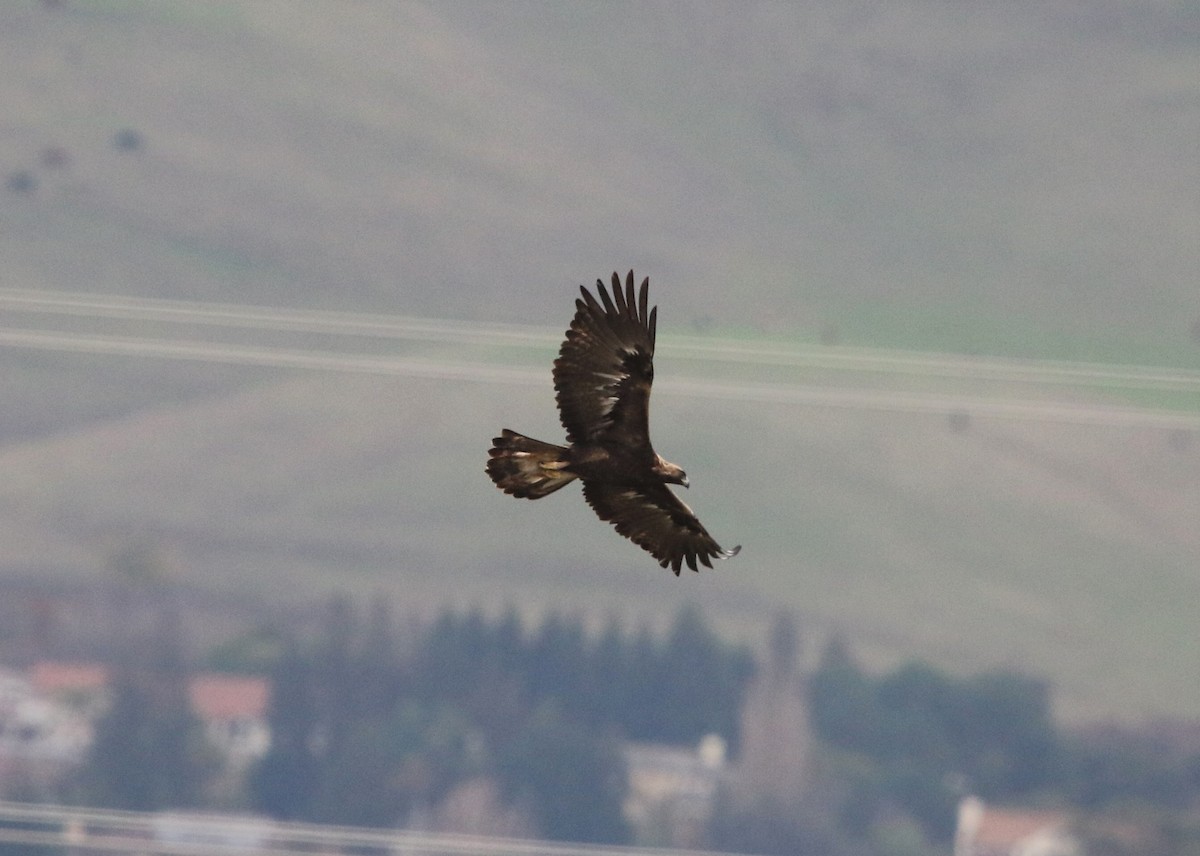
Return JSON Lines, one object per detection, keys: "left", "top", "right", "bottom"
{"left": 187, "top": 673, "right": 271, "bottom": 767}
{"left": 28, "top": 660, "right": 110, "bottom": 714}
{"left": 954, "top": 796, "right": 1081, "bottom": 856}
{"left": 0, "top": 666, "right": 94, "bottom": 798}
{"left": 622, "top": 733, "right": 726, "bottom": 848}
{"left": 14, "top": 661, "right": 271, "bottom": 787}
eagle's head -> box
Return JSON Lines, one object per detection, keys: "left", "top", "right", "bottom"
{"left": 653, "top": 456, "right": 689, "bottom": 489}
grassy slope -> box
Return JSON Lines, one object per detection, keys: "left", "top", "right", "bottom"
{"left": 0, "top": 369, "right": 1197, "bottom": 722}
{"left": 2, "top": 1, "right": 1197, "bottom": 339}
{"left": 1, "top": 1, "right": 1199, "bottom": 721}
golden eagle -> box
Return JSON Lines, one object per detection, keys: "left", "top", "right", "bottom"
{"left": 486, "top": 271, "right": 740, "bottom": 574}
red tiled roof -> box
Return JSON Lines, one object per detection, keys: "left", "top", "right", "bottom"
{"left": 29, "top": 662, "right": 268, "bottom": 722}
{"left": 29, "top": 661, "right": 110, "bottom": 695}
{"left": 188, "top": 674, "right": 269, "bottom": 721}
{"left": 974, "top": 806, "right": 1069, "bottom": 848}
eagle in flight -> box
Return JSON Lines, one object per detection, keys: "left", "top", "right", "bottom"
{"left": 486, "top": 271, "right": 740, "bottom": 574}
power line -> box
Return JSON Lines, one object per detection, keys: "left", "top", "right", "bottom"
{"left": 4, "top": 288, "right": 1200, "bottom": 393}
{"left": 2, "top": 326, "right": 1197, "bottom": 429}
{"left": 0, "top": 327, "right": 547, "bottom": 384}
{"left": 0, "top": 800, "right": 751, "bottom": 856}
{"left": 0, "top": 288, "right": 561, "bottom": 347}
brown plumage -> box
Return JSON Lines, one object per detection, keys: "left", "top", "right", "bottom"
{"left": 486, "top": 271, "right": 740, "bottom": 574}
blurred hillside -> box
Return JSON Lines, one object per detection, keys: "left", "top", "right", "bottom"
{"left": 3, "top": 2, "right": 1198, "bottom": 336}
{"left": 1, "top": 0, "right": 1199, "bottom": 723}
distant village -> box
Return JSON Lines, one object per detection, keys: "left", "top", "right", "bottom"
{"left": 4, "top": 654, "right": 736, "bottom": 847}
{"left": 0, "top": 661, "right": 268, "bottom": 795}
{"left": 0, "top": 658, "right": 1099, "bottom": 856}
{"left": 1, "top": 579, "right": 1197, "bottom": 856}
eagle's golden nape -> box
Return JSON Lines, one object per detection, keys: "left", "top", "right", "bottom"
{"left": 485, "top": 270, "right": 740, "bottom": 575}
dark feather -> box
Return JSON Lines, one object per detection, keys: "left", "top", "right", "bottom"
{"left": 553, "top": 271, "right": 655, "bottom": 445}
{"left": 488, "top": 270, "right": 740, "bottom": 574}
{"left": 582, "top": 480, "right": 740, "bottom": 575}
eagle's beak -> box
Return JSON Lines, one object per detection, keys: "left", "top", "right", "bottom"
{"left": 680, "top": 475, "right": 690, "bottom": 489}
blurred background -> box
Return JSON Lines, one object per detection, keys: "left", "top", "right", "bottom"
{"left": 1, "top": 2, "right": 1198, "bottom": 854}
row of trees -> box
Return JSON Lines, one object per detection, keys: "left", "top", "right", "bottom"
{"left": 76, "top": 605, "right": 213, "bottom": 810}
{"left": 807, "top": 638, "right": 1200, "bottom": 850}
{"left": 410, "top": 603, "right": 754, "bottom": 747}
{"left": 57, "top": 593, "right": 1200, "bottom": 853}
{"left": 247, "top": 600, "right": 751, "bottom": 840}
{"left": 74, "top": 598, "right": 752, "bottom": 845}
{"left": 809, "top": 638, "right": 1060, "bottom": 841}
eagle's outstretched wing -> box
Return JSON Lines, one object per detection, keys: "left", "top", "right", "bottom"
{"left": 582, "top": 480, "right": 741, "bottom": 574}
{"left": 490, "top": 269, "right": 740, "bottom": 573}
{"left": 553, "top": 270, "right": 656, "bottom": 445}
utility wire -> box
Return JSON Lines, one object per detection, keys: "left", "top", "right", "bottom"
{"left": 0, "top": 799, "right": 750, "bottom": 856}
{"left": 2, "top": 326, "right": 1197, "bottom": 429}
{"left": 3, "top": 288, "right": 1200, "bottom": 392}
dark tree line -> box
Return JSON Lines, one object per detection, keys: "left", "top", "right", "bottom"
{"left": 410, "top": 603, "right": 754, "bottom": 749}
{"left": 74, "top": 603, "right": 215, "bottom": 812}
{"left": 62, "top": 591, "right": 1200, "bottom": 853}
{"left": 809, "top": 638, "right": 1060, "bottom": 840}
{"left": 248, "top": 598, "right": 753, "bottom": 843}
{"left": 808, "top": 638, "right": 1200, "bottom": 846}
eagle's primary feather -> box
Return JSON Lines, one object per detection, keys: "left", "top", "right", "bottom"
{"left": 486, "top": 271, "right": 739, "bottom": 574}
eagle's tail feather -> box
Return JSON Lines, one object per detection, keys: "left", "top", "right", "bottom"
{"left": 487, "top": 429, "right": 577, "bottom": 499}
